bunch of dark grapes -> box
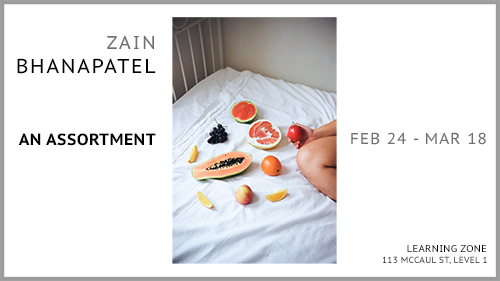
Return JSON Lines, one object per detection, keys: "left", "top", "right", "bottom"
{"left": 207, "top": 123, "right": 228, "bottom": 144}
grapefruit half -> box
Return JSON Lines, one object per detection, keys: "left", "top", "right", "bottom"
{"left": 246, "top": 119, "right": 282, "bottom": 149}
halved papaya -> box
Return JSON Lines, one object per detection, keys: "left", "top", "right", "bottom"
{"left": 230, "top": 101, "right": 257, "bottom": 123}
{"left": 192, "top": 151, "right": 252, "bottom": 180}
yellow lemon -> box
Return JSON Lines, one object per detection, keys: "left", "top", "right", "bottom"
{"left": 188, "top": 145, "right": 198, "bottom": 163}
{"left": 197, "top": 190, "right": 213, "bottom": 208}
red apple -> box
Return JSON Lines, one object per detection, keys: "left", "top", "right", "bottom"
{"left": 287, "top": 123, "right": 303, "bottom": 142}
{"left": 235, "top": 184, "right": 253, "bottom": 205}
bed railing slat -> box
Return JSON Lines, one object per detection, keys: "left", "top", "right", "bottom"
{"left": 217, "top": 18, "right": 224, "bottom": 70}
{"left": 208, "top": 18, "right": 216, "bottom": 73}
{"left": 174, "top": 35, "right": 189, "bottom": 93}
{"left": 172, "top": 85, "right": 177, "bottom": 102}
{"left": 199, "top": 22, "right": 208, "bottom": 79}
{"left": 187, "top": 29, "right": 198, "bottom": 84}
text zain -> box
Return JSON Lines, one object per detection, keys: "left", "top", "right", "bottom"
{"left": 107, "top": 35, "right": 154, "bottom": 49}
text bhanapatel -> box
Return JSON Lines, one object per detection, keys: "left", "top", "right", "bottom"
{"left": 17, "top": 58, "right": 155, "bottom": 74}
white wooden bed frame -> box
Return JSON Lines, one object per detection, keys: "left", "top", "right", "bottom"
{"left": 172, "top": 18, "right": 224, "bottom": 103}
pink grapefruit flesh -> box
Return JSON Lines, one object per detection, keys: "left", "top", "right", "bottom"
{"left": 246, "top": 120, "right": 282, "bottom": 150}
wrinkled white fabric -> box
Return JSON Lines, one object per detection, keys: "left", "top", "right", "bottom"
{"left": 173, "top": 67, "right": 337, "bottom": 263}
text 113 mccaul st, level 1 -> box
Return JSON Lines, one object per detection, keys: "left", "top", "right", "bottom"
{"left": 383, "top": 255, "right": 487, "bottom": 264}
{"left": 351, "top": 132, "right": 487, "bottom": 145}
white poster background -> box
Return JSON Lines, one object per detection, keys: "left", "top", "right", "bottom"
{"left": 4, "top": 4, "right": 496, "bottom": 277}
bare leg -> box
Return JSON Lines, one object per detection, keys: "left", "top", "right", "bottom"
{"left": 296, "top": 136, "right": 337, "bottom": 201}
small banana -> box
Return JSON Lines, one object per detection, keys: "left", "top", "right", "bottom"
{"left": 188, "top": 145, "right": 198, "bottom": 163}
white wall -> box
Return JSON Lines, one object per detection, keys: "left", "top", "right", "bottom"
{"left": 222, "top": 18, "right": 336, "bottom": 93}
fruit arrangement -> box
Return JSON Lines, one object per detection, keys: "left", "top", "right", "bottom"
{"left": 189, "top": 100, "right": 296, "bottom": 209}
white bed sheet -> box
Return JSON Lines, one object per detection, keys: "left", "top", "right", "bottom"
{"left": 173, "top": 67, "right": 337, "bottom": 263}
